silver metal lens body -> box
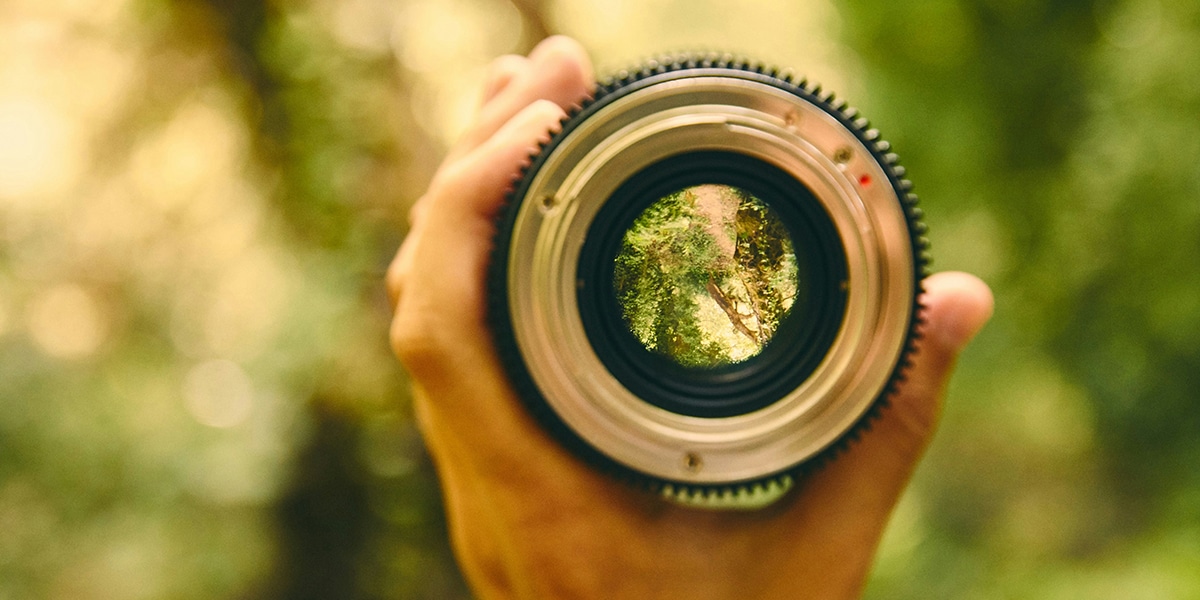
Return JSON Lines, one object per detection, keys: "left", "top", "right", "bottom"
{"left": 502, "top": 72, "right": 917, "bottom": 486}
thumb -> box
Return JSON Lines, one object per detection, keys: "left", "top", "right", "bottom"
{"left": 779, "top": 271, "right": 993, "bottom": 546}
{"left": 885, "top": 270, "right": 995, "bottom": 448}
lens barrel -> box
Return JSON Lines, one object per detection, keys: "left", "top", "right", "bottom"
{"left": 488, "top": 56, "right": 928, "bottom": 507}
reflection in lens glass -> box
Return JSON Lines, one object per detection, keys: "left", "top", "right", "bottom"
{"left": 614, "top": 184, "right": 800, "bottom": 368}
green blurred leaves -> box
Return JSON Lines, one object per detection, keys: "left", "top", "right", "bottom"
{"left": 1, "top": 0, "right": 1197, "bottom": 598}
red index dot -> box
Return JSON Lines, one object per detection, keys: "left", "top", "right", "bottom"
{"left": 858, "top": 174, "right": 872, "bottom": 187}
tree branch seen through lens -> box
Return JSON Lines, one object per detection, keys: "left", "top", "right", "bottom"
{"left": 613, "top": 184, "right": 799, "bottom": 368}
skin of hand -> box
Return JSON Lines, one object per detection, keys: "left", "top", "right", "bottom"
{"left": 387, "top": 36, "right": 995, "bottom": 600}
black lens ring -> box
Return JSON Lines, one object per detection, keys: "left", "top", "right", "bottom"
{"left": 577, "top": 150, "right": 849, "bottom": 418}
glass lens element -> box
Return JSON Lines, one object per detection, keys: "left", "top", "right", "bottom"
{"left": 613, "top": 184, "right": 800, "bottom": 368}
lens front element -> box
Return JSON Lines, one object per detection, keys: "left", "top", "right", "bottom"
{"left": 614, "top": 184, "right": 799, "bottom": 368}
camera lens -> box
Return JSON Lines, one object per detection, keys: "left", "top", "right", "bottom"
{"left": 488, "top": 55, "right": 927, "bottom": 507}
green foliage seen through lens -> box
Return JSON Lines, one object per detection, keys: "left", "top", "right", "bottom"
{"left": 613, "top": 184, "right": 800, "bottom": 368}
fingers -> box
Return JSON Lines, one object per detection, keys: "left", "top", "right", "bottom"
{"left": 433, "top": 99, "right": 569, "bottom": 220}
{"left": 480, "top": 54, "right": 530, "bottom": 106}
{"left": 390, "top": 35, "right": 593, "bottom": 411}
{"left": 447, "top": 36, "right": 593, "bottom": 163}
{"left": 402, "top": 36, "right": 593, "bottom": 250}
{"left": 389, "top": 99, "right": 570, "bottom": 376}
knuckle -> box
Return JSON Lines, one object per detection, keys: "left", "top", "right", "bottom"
{"left": 543, "top": 50, "right": 589, "bottom": 91}
{"left": 886, "top": 370, "right": 948, "bottom": 443}
{"left": 430, "top": 159, "right": 472, "bottom": 196}
{"left": 389, "top": 308, "right": 451, "bottom": 378}
{"left": 407, "top": 195, "right": 428, "bottom": 226}
{"left": 386, "top": 233, "right": 422, "bottom": 307}
{"left": 891, "top": 394, "right": 941, "bottom": 442}
{"left": 485, "top": 53, "right": 524, "bottom": 77}
{"left": 529, "top": 98, "right": 566, "bottom": 121}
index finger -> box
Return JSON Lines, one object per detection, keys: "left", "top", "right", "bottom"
{"left": 445, "top": 36, "right": 594, "bottom": 163}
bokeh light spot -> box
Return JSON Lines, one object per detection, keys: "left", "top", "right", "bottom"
{"left": 330, "top": 0, "right": 395, "bottom": 54}
{"left": 0, "top": 97, "right": 84, "bottom": 204}
{"left": 27, "top": 283, "right": 108, "bottom": 359}
{"left": 183, "top": 359, "right": 254, "bottom": 429}
{"left": 129, "top": 98, "right": 246, "bottom": 211}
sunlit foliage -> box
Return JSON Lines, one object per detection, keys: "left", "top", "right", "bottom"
{"left": 614, "top": 185, "right": 798, "bottom": 367}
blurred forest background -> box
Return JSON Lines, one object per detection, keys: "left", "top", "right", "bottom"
{"left": 1, "top": 0, "right": 1197, "bottom": 598}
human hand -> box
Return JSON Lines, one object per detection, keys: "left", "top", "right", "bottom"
{"left": 387, "top": 36, "right": 994, "bottom": 600}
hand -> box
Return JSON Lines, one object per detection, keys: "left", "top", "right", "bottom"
{"left": 387, "top": 36, "right": 994, "bottom": 600}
